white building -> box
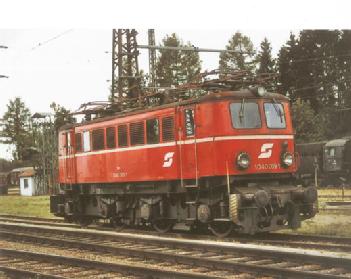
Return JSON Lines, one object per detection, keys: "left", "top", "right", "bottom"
{"left": 19, "top": 168, "right": 37, "bottom": 196}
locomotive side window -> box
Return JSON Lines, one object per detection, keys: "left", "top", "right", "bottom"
{"left": 230, "top": 102, "right": 261, "bottom": 129}
{"left": 264, "top": 103, "right": 286, "bottom": 129}
{"left": 92, "top": 129, "right": 104, "bottom": 151}
{"left": 184, "top": 109, "right": 195, "bottom": 136}
{"left": 162, "top": 116, "right": 175, "bottom": 142}
{"left": 146, "top": 119, "right": 159, "bottom": 144}
{"left": 83, "top": 131, "right": 91, "bottom": 152}
{"left": 130, "top": 122, "right": 145, "bottom": 146}
{"left": 106, "top": 127, "right": 116, "bottom": 149}
{"left": 118, "top": 125, "right": 128, "bottom": 147}
{"left": 75, "top": 133, "right": 82, "bottom": 152}
{"left": 66, "top": 132, "right": 71, "bottom": 147}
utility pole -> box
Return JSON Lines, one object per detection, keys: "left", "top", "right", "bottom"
{"left": 32, "top": 113, "right": 57, "bottom": 195}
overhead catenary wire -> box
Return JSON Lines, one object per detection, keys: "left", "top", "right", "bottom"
{"left": 290, "top": 75, "right": 351, "bottom": 93}
{"left": 278, "top": 51, "right": 351, "bottom": 65}
{"left": 31, "top": 29, "right": 73, "bottom": 51}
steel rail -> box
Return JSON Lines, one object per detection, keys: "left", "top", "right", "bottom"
{"left": 1, "top": 226, "right": 350, "bottom": 278}
{"left": 0, "top": 266, "right": 65, "bottom": 279}
{"left": 0, "top": 248, "right": 221, "bottom": 279}
{"left": 0, "top": 214, "right": 65, "bottom": 223}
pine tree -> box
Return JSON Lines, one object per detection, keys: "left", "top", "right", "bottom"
{"left": 256, "top": 37, "right": 276, "bottom": 90}
{"left": 256, "top": 38, "right": 275, "bottom": 74}
{"left": 291, "top": 98, "right": 327, "bottom": 143}
{"left": 336, "top": 30, "right": 351, "bottom": 109}
{"left": 50, "top": 102, "right": 74, "bottom": 132}
{"left": 156, "top": 33, "right": 201, "bottom": 88}
{"left": 2, "top": 97, "right": 33, "bottom": 160}
{"left": 278, "top": 32, "right": 299, "bottom": 100}
{"left": 219, "top": 32, "right": 256, "bottom": 73}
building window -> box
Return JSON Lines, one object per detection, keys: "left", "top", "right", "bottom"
{"left": 75, "top": 133, "right": 82, "bottom": 152}
{"left": 83, "top": 131, "right": 91, "bottom": 152}
{"left": 162, "top": 116, "right": 174, "bottom": 142}
{"left": 118, "top": 125, "right": 128, "bottom": 147}
{"left": 106, "top": 127, "right": 116, "bottom": 149}
{"left": 184, "top": 109, "right": 195, "bottom": 137}
{"left": 92, "top": 129, "right": 104, "bottom": 151}
{"left": 24, "top": 178, "right": 28, "bottom": 189}
{"left": 146, "top": 119, "right": 159, "bottom": 144}
{"left": 130, "top": 122, "right": 145, "bottom": 146}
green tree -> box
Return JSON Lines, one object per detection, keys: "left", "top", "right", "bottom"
{"left": 219, "top": 32, "right": 256, "bottom": 73}
{"left": 2, "top": 97, "right": 33, "bottom": 160}
{"left": 50, "top": 102, "right": 74, "bottom": 131}
{"left": 291, "top": 98, "right": 327, "bottom": 143}
{"left": 277, "top": 32, "right": 300, "bottom": 100}
{"left": 156, "top": 33, "right": 201, "bottom": 87}
{"left": 256, "top": 37, "right": 275, "bottom": 74}
{"left": 256, "top": 37, "right": 276, "bottom": 90}
{"left": 277, "top": 30, "right": 351, "bottom": 139}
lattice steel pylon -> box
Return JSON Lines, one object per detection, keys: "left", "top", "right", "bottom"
{"left": 148, "top": 29, "right": 156, "bottom": 93}
{"left": 111, "top": 29, "right": 142, "bottom": 107}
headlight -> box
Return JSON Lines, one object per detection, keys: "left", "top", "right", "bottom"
{"left": 282, "top": 152, "right": 293, "bottom": 167}
{"left": 236, "top": 152, "right": 250, "bottom": 170}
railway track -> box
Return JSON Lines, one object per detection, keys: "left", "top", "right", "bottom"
{"left": 1, "top": 214, "right": 351, "bottom": 253}
{"left": 1, "top": 221, "right": 351, "bottom": 278}
{"left": 0, "top": 248, "right": 220, "bottom": 279}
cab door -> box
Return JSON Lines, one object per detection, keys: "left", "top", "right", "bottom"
{"left": 64, "top": 130, "right": 76, "bottom": 184}
{"left": 178, "top": 106, "right": 198, "bottom": 184}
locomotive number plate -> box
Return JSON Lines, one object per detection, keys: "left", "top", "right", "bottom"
{"left": 254, "top": 163, "right": 280, "bottom": 170}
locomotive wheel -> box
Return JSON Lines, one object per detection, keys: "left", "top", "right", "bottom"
{"left": 209, "top": 221, "right": 233, "bottom": 238}
{"left": 152, "top": 219, "right": 174, "bottom": 233}
{"left": 110, "top": 217, "right": 125, "bottom": 231}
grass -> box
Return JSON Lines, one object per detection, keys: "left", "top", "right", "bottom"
{"left": 0, "top": 195, "right": 54, "bottom": 218}
{"left": 294, "top": 210, "right": 351, "bottom": 237}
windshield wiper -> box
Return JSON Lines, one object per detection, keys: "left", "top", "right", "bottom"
{"left": 239, "top": 98, "right": 245, "bottom": 123}
{"left": 272, "top": 98, "right": 284, "bottom": 123}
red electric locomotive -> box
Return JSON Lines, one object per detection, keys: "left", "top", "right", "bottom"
{"left": 51, "top": 88, "right": 318, "bottom": 236}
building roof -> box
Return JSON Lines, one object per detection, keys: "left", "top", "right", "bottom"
{"left": 325, "top": 138, "right": 349, "bottom": 147}
{"left": 18, "top": 168, "right": 35, "bottom": 177}
{"left": 11, "top": 167, "right": 33, "bottom": 173}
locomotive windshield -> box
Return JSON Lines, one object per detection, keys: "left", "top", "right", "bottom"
{"left": 264, "top": 102, "right": 286, "bottom": 128}
{"left": 230, "top": 101, "right": 261, "bottom": 129}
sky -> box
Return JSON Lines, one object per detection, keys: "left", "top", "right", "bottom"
{"left": 0, "top": 0, "right": 350, "bottom": 160}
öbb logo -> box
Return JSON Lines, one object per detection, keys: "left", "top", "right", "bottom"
{"left": 163, "top": 152, "right": 175, "bottom": 168}
{"left": 258, "top": 143, "right": 274, "bottom": 159}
